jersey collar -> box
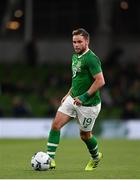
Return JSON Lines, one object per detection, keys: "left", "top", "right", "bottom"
{"left": 77, "top": 49, "right": 90, "bottom": 58}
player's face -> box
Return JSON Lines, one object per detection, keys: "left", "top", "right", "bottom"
{"left": 72, "top": 35, "right": 89, "bottom": 55}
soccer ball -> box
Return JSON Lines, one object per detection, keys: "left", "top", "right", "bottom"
{"left": 31, "top": 151, "right": 51, "bottom": 171}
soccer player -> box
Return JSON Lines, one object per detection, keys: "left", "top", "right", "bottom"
{"left": 47, "top": 28, "right": 105, "bottom": 171}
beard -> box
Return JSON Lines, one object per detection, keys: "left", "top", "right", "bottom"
{"left": 75, "top": 47, "right": 86, "bottom": 55}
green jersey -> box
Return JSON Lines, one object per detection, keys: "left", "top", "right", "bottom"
{"left": 71, "top": 49, "right": 102, "bottom": 106}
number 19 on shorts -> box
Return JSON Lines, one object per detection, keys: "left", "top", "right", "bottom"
{"left": 83, "top": 117, "right": 92, "bottom": 128}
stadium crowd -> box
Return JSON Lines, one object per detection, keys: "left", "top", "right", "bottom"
{"left": 0, "top": 50, "right": 140, "bottom": 119}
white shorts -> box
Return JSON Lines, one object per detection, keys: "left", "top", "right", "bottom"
{"left": 58, "top": 95, "right": 101, "bottom": 132}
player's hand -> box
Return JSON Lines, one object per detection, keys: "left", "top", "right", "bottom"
{"left": 73, "top": 97, "right": 82, "bottom": 106}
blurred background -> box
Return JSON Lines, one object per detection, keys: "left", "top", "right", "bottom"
{"left": 0, "top": 0, "right": 140, "bottom": 139}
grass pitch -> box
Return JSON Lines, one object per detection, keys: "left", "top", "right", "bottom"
{"left": 0, "top": 138, "right": 140, "bottom": 179}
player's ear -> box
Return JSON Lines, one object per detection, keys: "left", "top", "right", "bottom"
{"left": 86, "top": 39, "right": 89, "bottom": 46}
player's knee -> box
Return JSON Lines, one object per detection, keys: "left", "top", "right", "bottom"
{"left": 80, "top": 131, "right": 92, "bottom": 141}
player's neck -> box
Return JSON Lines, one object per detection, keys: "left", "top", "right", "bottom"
{"left": 78, "top": 48, "right": 89, "bottom": 58}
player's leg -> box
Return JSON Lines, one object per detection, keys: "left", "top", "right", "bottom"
{"left": 80, "top": 131, "right": 99, "bottom": 160}
{"left": 76, "top": 103, "right": 102, "bottom": 170}
{"left": 47, "top": 111, "right": 71, "bottom": 164}
{"left": 80, "top": 130, "right": 102, "bottom": 170}
{"left": 47, "top": 95, "right": 75, "bottom": 169}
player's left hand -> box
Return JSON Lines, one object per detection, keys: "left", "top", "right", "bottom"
{"left": 73, "top": 97, "right": 82, "bottom": 106}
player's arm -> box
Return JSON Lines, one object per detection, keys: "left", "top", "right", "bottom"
{"left": 61, "top": 87, "right": 72, "bottom": 104}
{"left": 74, "top": 72, "right": 105, "bottom": 105}
{"left": 87, "top": 72, "right": 105, "bottom": 96}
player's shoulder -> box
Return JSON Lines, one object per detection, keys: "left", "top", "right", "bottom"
{"left": 86, "top": 49, "right": 101, "bottom": 63}
{"left": 72, "top": 53, "right": 77, "bottom": 58}
{"left": 72, "top": 54, "right": 78, "bottom": 61}
{"left": 87, "top": 49, "right": 99, "bottom": 59}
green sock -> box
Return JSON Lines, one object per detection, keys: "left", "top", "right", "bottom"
{"left": 84, "top": 136, "right": 99, "bottom": 160}
{"left": 47, "top": 129, "right": 60, "bottom": 159}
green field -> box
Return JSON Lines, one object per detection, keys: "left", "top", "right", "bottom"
{"left": 0, "top": 138, "right": 140, "bottom": 179}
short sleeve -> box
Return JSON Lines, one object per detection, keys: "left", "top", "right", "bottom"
{"left": 87, "top": 55, "right": 102, "bottom": 76}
